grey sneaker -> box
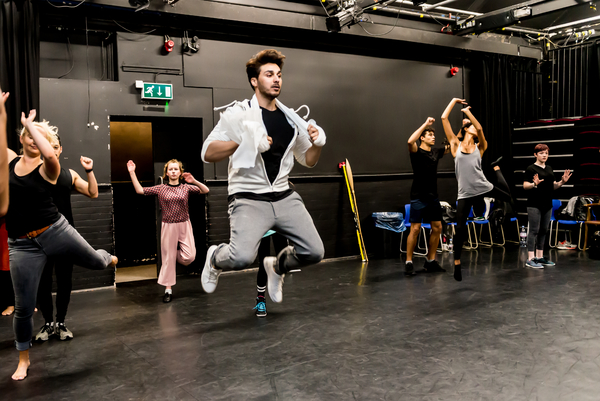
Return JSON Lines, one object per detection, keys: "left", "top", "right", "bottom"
{"left": 526, "top": 259, "right": 544, "bottom": 269}
{"left": 35, "top": 322, "right": 54, "bottom": 342}
{"left": 535, "top": 257, "right": 555, "bottom": 266}
{"left": 201, "top": 245, "right": 222, "bottom": 294}
{"left": 55, "top": 322, "right": 73, "bottom": 341}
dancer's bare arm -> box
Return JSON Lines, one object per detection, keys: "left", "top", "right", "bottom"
{"left": 461, "top": 106, "right": 487, "bottom": 156}
{"left": 554, "top": 169, "right": 572, "bottom": 189}
{"left": 72, "top": 156, "right": 98, "bottom": 198}
{"left": 203, "top": 140, "right": 240, "bottom": 163}
{"left": 21, "top": 110, "right": 60, "bottom": 182}
{"left": 127, "top": 160, "right": 144, "bottom": 195}
{"left": 441, "top": 98, "right": 467, "bottom": 157}
{"left": 408, "top": 117, "right": 435, "bottom": 153}
{"left": 182, "top": 172, "right": 210, "bottom": 194}
{"left": 304, "top": 124, "right": 322, "bottom": 167}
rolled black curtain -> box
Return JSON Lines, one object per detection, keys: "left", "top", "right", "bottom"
{"left": 0, "top": 0, "right": 39, "bottom": 151}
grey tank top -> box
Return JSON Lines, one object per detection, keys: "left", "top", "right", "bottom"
{"left": 455, "top": 142, "right": 493, "bottom": 200}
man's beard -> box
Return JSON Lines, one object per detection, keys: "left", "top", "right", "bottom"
{"left": 259, "top": 85, "right": 280, "bottom": 100}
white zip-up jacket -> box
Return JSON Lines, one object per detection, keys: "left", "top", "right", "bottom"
{"left": 202, "top": 95, "right": 326, "bottom": 195}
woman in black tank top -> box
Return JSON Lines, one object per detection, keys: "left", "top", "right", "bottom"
{"left": 7, "top": 111, "right": 118, "bottom": 381}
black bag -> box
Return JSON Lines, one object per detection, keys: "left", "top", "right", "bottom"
{"left": 589, "top": 230, "right": 600, "bottom": 260}
{"left": 489, "top": 207, "right": 505, "bottom": 236}
{"left": 575, "top": 196, "right": 599, "bottom": 222}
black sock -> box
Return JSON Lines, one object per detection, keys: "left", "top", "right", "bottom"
{"left": 257, "top": 286, "right": 266, "bottom": 299}
{"left": 454, "top": 264, "right": 462, "bottom": 282}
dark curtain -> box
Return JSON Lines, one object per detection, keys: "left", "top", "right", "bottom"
{"left": 469, "top": 54, "right": 538, "bottom": 185}
{"left": 0, "top": 0, "right": 39, "bottom": 151}
{"left": 590, "top": 40, "right": 600, "bottom": 116}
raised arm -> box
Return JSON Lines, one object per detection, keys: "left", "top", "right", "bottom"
{"left": 182, "top": 172, "right": 210, "bottom": 193}
{"left": 127, "top": 160, "right": 144, "bottom": 195}
{"left": 441, "top": 98, "right": 466, "bottom": 157}
{"left": 71, "top": 156, "right": 98, "bottom": 198}
{"left": 0, "top": 90, "right": 9, "bottom": 216}
{"left": 21, "top": 110, "right": 60, "bottom": 181}
{"left": 304, "top": 124, "right": 323, "bottom": 167}
{"left": 407, "top": 117, "right": 435, "bottom": 153}
{"left": 461, "top": 106, "right": 487, "bottom": 156}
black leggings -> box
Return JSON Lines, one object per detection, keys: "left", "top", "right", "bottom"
{"left": 37, "top": 256, "right": 73, "bottom": 324}
{"left": 454, "top": 169, "right": 512, "bottom": 261}
{"left": 257, "top": 233, "right": 288, "bottom": 288}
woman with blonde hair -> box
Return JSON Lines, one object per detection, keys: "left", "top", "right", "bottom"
{"left": 128, "top": 159, "right": 209, "bottom": 302}
{"left": 7, "top": 111, "right": 117, "bottom": 380}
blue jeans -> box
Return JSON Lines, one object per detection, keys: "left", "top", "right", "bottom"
{"left": 9, "top": 215, "right": 113, "bottom": 351}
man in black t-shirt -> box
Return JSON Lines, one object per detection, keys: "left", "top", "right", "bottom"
{"left": 405, "top": 117, "right": 448, "bottom": 276}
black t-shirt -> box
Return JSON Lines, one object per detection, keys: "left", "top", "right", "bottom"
{"left": 260, "top": 107, "right": 295, "bottom": 185}
{"left": 51, "top": 168, "right": 75, "bottom": 226}
{"left": 525, "top": 163, "right": 555, "bottom": 211}
{"left": 6, "top": 157, "right": 60, "bottom": 238}
{"left": 409, "top": 147, "right": 445, "bottom": 201}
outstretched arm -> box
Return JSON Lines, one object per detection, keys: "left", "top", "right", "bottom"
{"left": 441, "top": 98, "right": 466, "bottom": 157}
{"left": 0, "top": 90, "right": 8, "bottom": 216}
{"left": 182, "top": 172, "right": 210, "bottom": 194}
{"left": 21, "top": 110, "right": 60, "bottom": 181}
{"left": 461, "top": 106, "right": 487, "bottom": 156}
{"left": 127, "top": 160, "right": 144, "bottom": 195}
{"left": 407, "top": 117, "right": 435, "bottom": 153}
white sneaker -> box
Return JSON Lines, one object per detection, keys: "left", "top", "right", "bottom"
{"left": 264, "top": 256, "right": 284, "bottom": 303}
{"left": 55, "top": 323, "right": 73, "bottom": 341}
{"left": 201, "top": 245, "right": 221, "bottom": 294}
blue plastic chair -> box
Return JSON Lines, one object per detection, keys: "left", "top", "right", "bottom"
{"left": 400, "top": 204, "right": 430, "bottom": 256}
{"left": 548, "top": 199, "right": 563, "bottom": 248}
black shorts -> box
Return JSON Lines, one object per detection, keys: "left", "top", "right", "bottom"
{"left": 409, "top": 199, "right": 443, "bottom": 223}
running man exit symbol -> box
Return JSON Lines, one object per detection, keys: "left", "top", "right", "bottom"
{"left": 141, "top": 83, "right": 173, "bottom": 100}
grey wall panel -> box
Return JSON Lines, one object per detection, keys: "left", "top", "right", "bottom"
{"left": 191, "top": 39, "right": 463, "bottom": 178}
{"left": 117, "top": 33, "right": 183, "bottom": 71}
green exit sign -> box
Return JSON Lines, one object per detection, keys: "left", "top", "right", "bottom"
{"left": 141, "top": 83, "right": 173, "bottom": 100}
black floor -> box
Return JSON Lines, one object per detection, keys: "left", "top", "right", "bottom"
{"left": 1, "top": 247, "right": 600, "bottom": 400}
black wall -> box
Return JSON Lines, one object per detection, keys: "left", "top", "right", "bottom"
{"left": 40, "top": 31, "right": 469, "bottom": 289}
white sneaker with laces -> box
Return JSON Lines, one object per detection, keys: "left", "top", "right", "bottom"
{"left": 201, "top": 245, "right": 222, "bottom": 294}
{"left": 263, "top": 256, "right": 284, "bottom": 303}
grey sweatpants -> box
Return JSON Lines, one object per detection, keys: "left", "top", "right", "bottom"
{"left": 214, "top": 192, "right": 324, "bottom": 272}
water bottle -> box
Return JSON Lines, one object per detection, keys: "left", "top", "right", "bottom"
{"left": 448, "top": 237, "right": 454, "bottom": 253}
{"left": 520, "top": 226, "right": 527, "bottom": 247}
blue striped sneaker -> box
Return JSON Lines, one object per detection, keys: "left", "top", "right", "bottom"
{"left": 254, "top": 297, "right": 267, "bottom": 317}
{"left": 535, "top": 257, "right": 555, "bottom": 266}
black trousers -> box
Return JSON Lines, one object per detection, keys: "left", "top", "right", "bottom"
{"left": 454, "top": 170, "right": 512, "bottom": 260}
{"left": 257, "top": 233, "right": 289, "bottom": 288}
{"left": 37, "top": 256, "right": 73, "bottom": 323}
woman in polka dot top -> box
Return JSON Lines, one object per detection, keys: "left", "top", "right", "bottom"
{"left": 127, "top": 159, "right": 209, "bottom": 303}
